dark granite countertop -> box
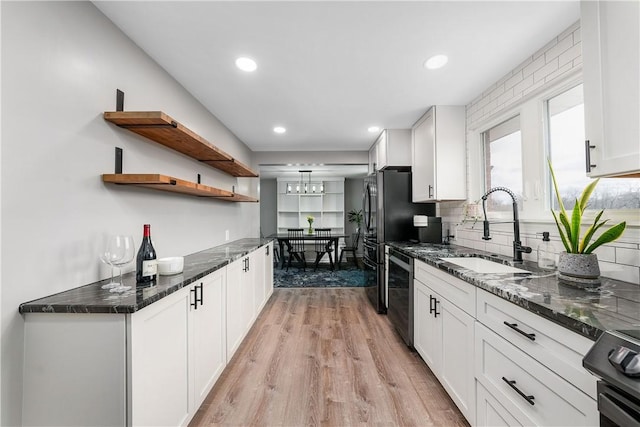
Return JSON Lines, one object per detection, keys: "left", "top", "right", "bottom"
{"left": 388, "top": 242, "right": 640, "bottom": 341}
{"left": 19, "top": 238, "right": 273, "bottom": 315}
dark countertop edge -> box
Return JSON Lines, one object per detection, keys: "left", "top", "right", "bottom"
{"left": 19, "top": 238, "right": 274, "bottom": 315}
{"left": 388, "top": 243, "right": 603, "bottom": 341}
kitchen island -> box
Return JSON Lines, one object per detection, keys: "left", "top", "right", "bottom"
{"left": 20, "top": 238, "right": 274, "bottom": 427}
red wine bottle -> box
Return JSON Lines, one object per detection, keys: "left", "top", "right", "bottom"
{"left": 136, "top": 224, "right": 157, "bottom": 285}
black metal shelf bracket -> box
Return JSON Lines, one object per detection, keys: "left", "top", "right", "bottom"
{"left": 116, "top": 89, "right": 124, "bottom": 112}
{"left": 115, "top": 147, "right": 123, "bottom": 174}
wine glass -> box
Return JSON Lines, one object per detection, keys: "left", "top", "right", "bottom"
{"left": 110, "top": 235, "right": 136, "bottom": 293}
{"left": 99, "top": 236, "right": 124, "bottom": 290}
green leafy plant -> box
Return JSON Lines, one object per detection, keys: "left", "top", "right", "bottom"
{"left": 548, "top": 159, "right": 626, "bottom": 254}
{"left": 347, "top": 209, "right": 363, "bottom": 227}
{"left": 306, "top": 215, "right": 314, "bottom": 226}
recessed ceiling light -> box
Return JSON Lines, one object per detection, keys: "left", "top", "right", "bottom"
{"left": 273, "top": 126, "right": 286, "bottom": 134}
{"left": 235, "top": 57, "right": 257, "bottom": 72}
{"left": 368, "top": 126, "right": 380, "bottom": 133}
{"left": 424, "top": 54, "right": 448, "bottom": 70}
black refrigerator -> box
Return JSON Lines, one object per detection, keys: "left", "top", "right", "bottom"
{"left": 362, "top": 169, "right": 435, "bottom": 313}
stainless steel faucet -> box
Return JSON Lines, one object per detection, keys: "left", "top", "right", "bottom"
{"left": 481, "top": 187, "right": 532, "bottom": 263}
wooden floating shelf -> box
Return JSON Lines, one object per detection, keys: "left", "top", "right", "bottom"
{"left": 103, "top": 111, "right": 258, "bottom": 178}
{"left": 102, "top": 174, "right": 258, "bottom": 203}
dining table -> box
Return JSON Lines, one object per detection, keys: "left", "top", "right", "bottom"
{"left": 271, "top": 233, "right": 347, "bottom": 270}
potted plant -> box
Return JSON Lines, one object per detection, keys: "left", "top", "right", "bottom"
{"left": 347, "top": 209, "right": 363, "bottom": 232}
{"left": 306, "top": 215, "right": 314, "bottom": 235}
{"left": 548, "top": 160, "right": 626, "bottom": 286}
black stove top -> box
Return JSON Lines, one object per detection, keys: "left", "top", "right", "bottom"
{"left": 584, "top": 330, "right": 640, "bottom": 400}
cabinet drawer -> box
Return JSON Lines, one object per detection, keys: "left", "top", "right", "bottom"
{"left": 476, "top": 289, "right": 596, "bottom": 399}
{"left": 476, "top": 380, "right": 528, "bottom": 427}
{"left": 475, "top": 322, "right": 598, "bottom": 427}
{"left": 415, "top": 260, "right": 475, "bottom": 316}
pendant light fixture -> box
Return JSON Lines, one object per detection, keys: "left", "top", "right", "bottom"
{"left": 285, "top": 170, "right": 323, "bottom": 195}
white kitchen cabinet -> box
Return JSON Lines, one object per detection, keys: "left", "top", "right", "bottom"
{"left": 129, "top": 268, "right": 227, "bottom": 426}
{"left": 413, "top": 260, "right": 476, "bottom": 425}
{"left": 251, "top": 246, "right": 266, "bottom": 317}
{"left": 129, "top": 284, "right": 192, "bottom": 427}
{"left": 372, "top": 129, "right": 412, "bottom": 171}
{"left": 191, "top": 268, "right": 227, "bottom": 410}
{"left": 582, "top": 0, "right": 640, "bottom": 177}
{"left": 263, "top": 242, "right": 274, "bottom": 305}
{"left": 226, "top": 256, "right": 252, "bottom": 360}
{"left": 411, "top": 106, "right": 466, "bottom": 201}
{"left": 475, "top": 322, "right": 598, "bottom": 427}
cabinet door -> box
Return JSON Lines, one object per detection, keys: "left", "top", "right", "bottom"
{"left": 476, "top": 381, "right": 524, "bottom": 427}
{"left": 376, "top": 130, "right": 387, "bottom": 170}
{"left": 129, "top": 286, "right": 191, "bottom": 427}
{"left": 582, "top": 1, "right": 640, "bottom": 177}
{"left": 264, "top": 243, "right": 274, "bottom": 303}
{"left": 440, "top": 297, "right": 475, "bottom": 425}
{"left": 252, "top": 247, "right": 266, "bottom": 315}
{"left": 243, "top": 255, "right": 256, "bottom": 330}
{"left": 413, "top": 279, "right": 441, "bottom": 372}
{"left": 412, "top": 109, "right": 435, "bottom": 202}
{"left": 226, "top": 258, "right": 245, "bottom": 359}
{"left": 191, "top": 269, "right": 227, "bottom": 410}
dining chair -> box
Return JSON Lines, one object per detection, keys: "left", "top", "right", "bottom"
{"left": 286, "top": 228, "right": 306, "bottom": 271}
{"left": 313, "top": 228, "right": 334, "bottom": 271}
{"left": 338, "top": 229, "right": 361, "bottom": 269}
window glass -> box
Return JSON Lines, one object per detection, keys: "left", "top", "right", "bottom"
{"left": 483, "top": 116, "right": 522, "bottom": 211}
{"left": 547, "top": 84, "right": 640, "bottom": 210}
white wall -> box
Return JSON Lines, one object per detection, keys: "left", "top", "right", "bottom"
{"left": 1, "top": 2, "right": 259, "bottom": 424}
{"left": 259, "top": 178, "right": 278, "bottom": 237}
{"left": 440, "top": 21, "right": 640, "bottom": 285}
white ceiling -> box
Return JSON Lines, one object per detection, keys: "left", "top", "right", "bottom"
{"left": 94, "top": 1, "right": 580, "bottom": 153}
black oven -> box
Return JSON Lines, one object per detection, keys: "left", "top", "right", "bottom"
{"left": 386, "top": 248, "right": 413, "bottom": 347}
{"left": 583, "top": 330, "right": 640, "bottom": 427}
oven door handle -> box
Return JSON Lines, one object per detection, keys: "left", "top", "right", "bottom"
{"left": 599, "top": 388, "right": 640, "bottom": 427}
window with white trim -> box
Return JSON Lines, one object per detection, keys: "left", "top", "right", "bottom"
{"left": 482, "top": 115, "right": 522, "bottom": 212}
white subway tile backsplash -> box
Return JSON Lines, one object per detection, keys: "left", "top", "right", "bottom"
{"left": 599, "top": 261, "right": 640, "bottom": 285}
{"left": 522, "top": 79, "right": 546, "bottom": 97}
{"left": 594, "top": 245, "right": 616, "bottom": 263}
{"left": 544, "top": 62, "right": 573, "bottom": 84}
{"left": 523, "top": 55, "right": 546, "bottom": 77}
{"left": 617, "top": 248, "right": 640, "bottom": 267}
{"left": 545, "top": 33, "right": 574, "bottom": 62}
{"left": 534, "top": 57, "right": 559, "bottom": 83}
{"left": 496, "top": 87, "right": 515, "bottom": 106}
{"left": 511, "top": 55, "right": 534, "bottom": 77}
{"left": 504, "top": 71, "right": 523, "bottom": 90}
{"left": 559, "top": 43, "right": 581, "bottom": 67}
{"left": 573, "top": 27, "right": 581, "bottom": 44}
{"left": 534, "top": 37, "right": 558, "bottom": 60}
{"left": 512, "top": 74, "right": 534, "bottom": 95}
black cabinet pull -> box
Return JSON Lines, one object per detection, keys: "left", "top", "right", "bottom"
{"left": 428, "top": 185, "right": 434, "bottom": 199}
{"left": 503, "top": 321, "right": 536, "bottom": 341}
{"left": 502, "top": 377, "right": 535, "bottom": 405}
{"left": 266, "top": 245, "right": 269, "bottom": 256}
{"left": 585, "top": 140, "right": 596, "bottom": 173}
{"left": 429, "top": 295, "right": 435, "bottom": 314}
{"left": 190, "top": 287, "right": 198, "bottom": 310}
{"left": 198, "top": 283, "right": 204, "bottom": 306}
{"left": 433, "top": 298, "right": 440, "bottom": 318}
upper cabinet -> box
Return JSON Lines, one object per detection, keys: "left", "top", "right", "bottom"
{"left": 369, "top": 129, "right": 412, "bottom": 173}
{"left": 411, "top": 106, "right": 466, "bottom": 202}
{"left": 581, "top": 1, "right": 640, "bottom": 178}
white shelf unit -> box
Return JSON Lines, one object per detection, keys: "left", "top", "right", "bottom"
{"left": 276, "top": 178, "right": 345, "bottom": 235}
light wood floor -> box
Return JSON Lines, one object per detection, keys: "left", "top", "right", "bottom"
{"left": 190, "top": 288, "right": 469, "bottom": 427}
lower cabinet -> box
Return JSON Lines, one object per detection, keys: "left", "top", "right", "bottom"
{"left": 22, "top": 243, "right": 274, "bottom": 427}
{"left": 414, "top": 265, "right": 476, "bottom": 425}
{"left": 413, "top": 260, "right": 598, "bottom": 427}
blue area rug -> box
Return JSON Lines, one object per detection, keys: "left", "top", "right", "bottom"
{"left": 274, "top": 263, "right": 366, "bottom": 288}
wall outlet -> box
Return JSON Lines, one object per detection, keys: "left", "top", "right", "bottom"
{"left": 225, "top": 230, "right": 229, "bottom": 241}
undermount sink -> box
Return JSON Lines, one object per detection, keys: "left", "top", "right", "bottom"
{"left": 441, "top": 257, "right": 530, "bottom": 274}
